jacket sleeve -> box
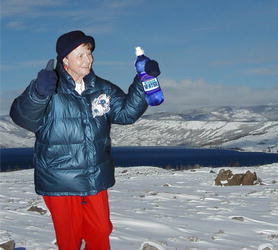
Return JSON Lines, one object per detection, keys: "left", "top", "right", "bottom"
{"left": 10, "top": 80, "right": 50, "bottom": 133}
{"left": 109, "top": 76, "right": 148, "bottom": 125}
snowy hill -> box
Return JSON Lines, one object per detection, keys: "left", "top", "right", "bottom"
{"left": 111, "top": 105, "right": 278, "bottom": 153}
{"left": 1, "top": 105, "right": 278, "bottom": 152}
{"left": 0, "top": 115, "right": 35, "bottom": 148}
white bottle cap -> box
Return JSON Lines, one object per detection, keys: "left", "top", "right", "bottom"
{"left": 135, "top": 46, "right": 144, "bottom": 56}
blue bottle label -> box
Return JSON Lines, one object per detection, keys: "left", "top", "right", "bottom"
{"left": 142, "top": 77, "right": 160, "bottom": 93}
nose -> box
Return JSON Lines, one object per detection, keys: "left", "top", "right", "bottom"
{"left": 83, "top": 54, "right": 92, "bottom": 64}
{"left": 88, "top": 54, "right": 93, "bottom": 62}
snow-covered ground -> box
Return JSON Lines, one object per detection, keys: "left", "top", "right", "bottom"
{"left": 1, "top": 164, "right": 277, "bottom": 250}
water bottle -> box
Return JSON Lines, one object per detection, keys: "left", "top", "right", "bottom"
{"left": 135, "top": 47, "right": 164, "bottom": 106}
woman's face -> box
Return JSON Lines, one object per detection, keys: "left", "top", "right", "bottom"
{"left": 63, "top": 43, "right": 93, "bottom": 82}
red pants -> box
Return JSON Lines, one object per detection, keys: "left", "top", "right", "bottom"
{"left": 43, "top": 190, "right": 112, "bottom": 250}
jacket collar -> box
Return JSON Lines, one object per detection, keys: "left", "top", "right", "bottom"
{"left": 56, "top": 62, "right": 96, "bottom": 95}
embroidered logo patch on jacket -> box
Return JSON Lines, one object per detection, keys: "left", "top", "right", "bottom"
{"left": 91, "top": 94, "right": 111, "bottom": 118}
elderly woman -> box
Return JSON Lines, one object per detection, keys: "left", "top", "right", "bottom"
{"left": 10, "top": 30, "right": 160, "bottom": 250}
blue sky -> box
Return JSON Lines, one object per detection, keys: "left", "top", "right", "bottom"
{"left": 1, "top": 0, "right": 278, "bottom": 114}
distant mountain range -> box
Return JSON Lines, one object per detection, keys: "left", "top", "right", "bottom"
{"left": 1, "top": 105, "right": 277, "bottom": 153}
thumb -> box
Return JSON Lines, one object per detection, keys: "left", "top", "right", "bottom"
{"left": 45, "top": 59, "right": 56, "bottom": 71}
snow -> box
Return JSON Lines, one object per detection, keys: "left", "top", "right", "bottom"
{"left": 222, "top": 124, "right": 278, "bottom": 153}
{"left": 1, "top": 164, "right": 277, "bottom": 249}
{"left": 2, "top": 105, "right": 278, "bottom": 152}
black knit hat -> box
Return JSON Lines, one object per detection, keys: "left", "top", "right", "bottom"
{"left": 56, "top": 30, "right": 95, "bottom": 61}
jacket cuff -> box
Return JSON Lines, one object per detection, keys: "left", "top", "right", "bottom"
{"left": 133, "top": 75, "right": 145, "bottom": 92}
{"left": 29, "top": 80, "right": 50, "bottom": 104}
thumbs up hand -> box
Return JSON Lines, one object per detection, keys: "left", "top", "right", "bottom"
{"left": 35, "top": 59, "right": 58, "bottom": 97}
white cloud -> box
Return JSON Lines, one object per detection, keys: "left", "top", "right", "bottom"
{"left": 0, "top": 60, "right": 48, "bottom": 71}
{"left": 1, "top": 0, "right": 144, "bottom": 34}
{"left": 82, "top": 24, "right": 114, "bottom": 35}
{"left": 152, "top": 78, "right": 278, "bottom": 113}
{"left": 1, "top": 0, "right": 64, "bottom": 17}
{"left": 1, "top": 77, "right": 277, "bottom": 116}
{"left": 211, "top": 56, "right": 278, "bottom": 67}
{"left": 6, "top": 21, "right": 25, "bottom": 29}
{"left": 95, "top": 61, "right": 129, "bottom": 66}
{"left": 0, "top": 89, "right": 22, "bottom": 116}
{"left": 243, "top": 65, "right": 278, "bottom": 76}
{"left": 102, "top": 0, "right": 144, "bottom": 9}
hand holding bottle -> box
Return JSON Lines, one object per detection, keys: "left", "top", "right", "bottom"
{"left": 145, "top": 60, "right": 161, "bottom": 77}
{"left": 135, "top": 47, "right": 164, "bottom": 106}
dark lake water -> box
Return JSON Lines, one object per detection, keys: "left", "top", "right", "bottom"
{"left": 1, "top": 147, "right": 278, "bottom": 171}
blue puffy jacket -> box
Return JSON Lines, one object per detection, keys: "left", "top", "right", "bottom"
{"left": 10, "top": 62, "right": 148, "bottom": 196}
